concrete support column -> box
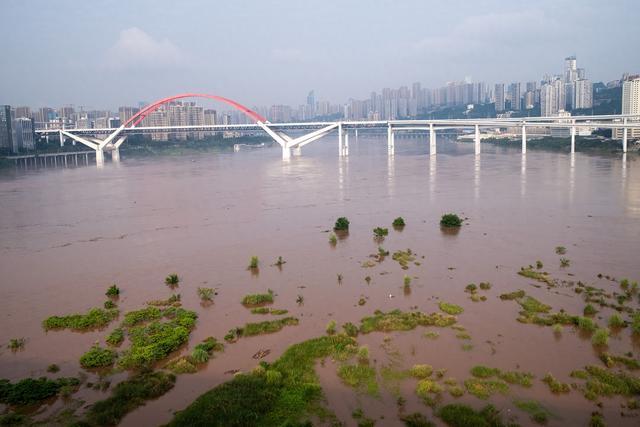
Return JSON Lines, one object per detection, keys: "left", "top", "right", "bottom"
{"left": 74, "top": 154, "right": 78, "bottom": 166}
{"left": 571, "top": 125, "right": 576, "bottom": 153}
{"left": 85, "top": 153, "right": 89, "bottom": 164}
{"left": 96, "top": 148, "right": 105, "bottom": 166}
{"left": 282, "top": 146, "right": 291, "bottom": 160}
{"left": 521, "top": 125, "right": 527, "bottom": 154}
{"left": 112, "top": 148, "right": 121, "bottom": 162}
{"left": 622, "top": 119, "right": 628, "bottom": 153}
{"left": 338, "top": 123, "right": 344, "bottom": 156}
{"left": 474, "top": 124, "right": 481, "bottom": 155}
{"left": 390, "top": 131, "right": 395, "bottom": 155}
{"left": 429, "top": 123, "right": 436, "bottom": 155}
{"left": 59, "top": 131, "right": 64, "bottom": 147}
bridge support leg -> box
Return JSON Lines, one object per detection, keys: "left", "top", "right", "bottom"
{"left": 521, "top": 125, "right": 527, "bottom": 154}
{"left": 112, "top": 148, "right": 121, "bottom": 162}
{"left": 622, "top": 126, "right": 628, "bottom": 153}
{"left": 474, "top": 124, "right": 480, "bottom": 155}
{"left": 282, "top": 146, "right": 291, "bottom": 160}
{"left": 429, "top": 124, "right": 436, "bottom": 155}
{"left": 338, "top": 123, "right": 344, "bottom": 156}
{"left": 292, "top": 147, "right": 302, "bottom": 156}
{"left": 571, "top": 126, "right": 576, "bottom": 153}
{"left": 96, "top": 148, "right": 105, "bottom": 166}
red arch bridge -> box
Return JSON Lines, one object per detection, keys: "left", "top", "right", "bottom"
{"left": 35, "top": 93, "right": 640, "bottom": 165}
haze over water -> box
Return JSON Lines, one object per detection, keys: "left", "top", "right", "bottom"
{"left": 1, "top": 137, "right": 639, "bottom": 425}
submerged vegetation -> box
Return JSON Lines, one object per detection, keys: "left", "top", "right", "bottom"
{"left": 338, "top": 364, "right": 378, "bottom": 396}
{"left": 7, "top": 338, "right": 25, "bottom": 351}
{"left": 43, "top": 307, "right": 119, "bottom": 331}
{"left": 440, "top": 213, "right": 462, "bottom": 228}
{"left": 80, "top": 345, "right": 116, "bottom": 369}
{"left": 225, "top": 317, "right": 299, "bottom": 342}
{"left": 165, "top": 273, "right": 180, "bottom": 286}
{"left": 242, "top": 289, "right": 274, "bottom": 306}
{"left": 438, "top": 404, "right": 513, "bottom": 427}
{"left": 392, "top": 217, "right": 405, "bottom": 228}
{"left": 0, "top": 377, "right": 80, "bottom": 406}
{"left": 359, "top": 309, "right": 456, "bottom": 334}
{"left": 105, "top": 284, "right": 120, "bottom": 297}
{"left": 438, "top": 302, "right": 464, "bottom": 315}
{"left": 373, "top": 227, "right": 389, "bottom": 238}
{"left": 167, "top": 335, "right": 357, "bottom": 426}
{"left": 197, "top": 287, "right": 217, "bottom": 302}
{"left": 514, "top": 399, "right": 553, "bottom": 424}
{"left": 392, "top": 249, "right": 416, "bottom": 269}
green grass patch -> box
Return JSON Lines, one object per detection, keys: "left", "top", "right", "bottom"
{"left": 399, "top": 412, "right": 434, "bottom": 426}
{"left": 105, "top": 284, "right": 120, "bottom": 297}
{"left": 438, "top": 302, "right": 464, "bottom": 315}
{"left": 343, "top": 322, "right": 359, "bottom": 337}
{"left": 392, "top": 249, "right": 416, "bottom": 269}
{"left": 518, "top": 267, "right": 555, "bottom": 286}
{"left": 118, "top": 308, "right": 197, "bottom": 369}
{"left": 440, "top": 213, "right": 462, "bottom": 228}
{"left": 438, "top": 404, "right": 512, "bottom": 427}
{"left": 591, "top": 328, "right": 609, "bottom": 346}
{"left": 167, "top": 335, "right": 357, "bottom": 426}
{"left": 392, "top": 217, "right": 406, "bottom": 228}
{"left": 470, "top": 365, "right": 533, "bottom": 387}
{"left": 123, "top": 306, "right": 162, "bottom": 326}
{"left": 226, "top": 317, "right": 299, "bottom": 342}
{"left": 147, "top": 294, "right": 181, "bottom": 306}
{"left": 518, "top": 296, "right": 551, "bottom": 314}
{"left": 242, "top": 289, "right": 274, "bottom": 307}
{"left": 85, "top": 370, "right": 175, "bottom": 426}
{"left": 513, "top": 399, "right": 553, "bottom": 424}
{"left": 0, "top": 377, "right": 80, "bottom": 406}
{"left": 542, "top": 373, "right": 570, "bottom": 394}
{"left": 338, "top": 364, "right": 378, "bottom": 396}
{"left": 250, "top": 307, "right": 289, "bottom": 315}
{"left": 464, "top": 378, "right": 509, "bottom": 399}
{"left": 410, "top": 364, "right": 433, "bottom": 379}
{"left": 599, "top": 353, "right": 640, "bottom": 370}
{"left": 43, "top": 307, "right": 119, "bottom": 331}
{"left": 576, "top": 365, "right": 640, "bottom": 399}
{"left": 359, "top": 309, "right": 456, "bottom": 334}
{"left": 80, "top": 345, "right": 116, "bottom": 369}
{"left": 499, "top": 290, "right": 526, "bottom": 300}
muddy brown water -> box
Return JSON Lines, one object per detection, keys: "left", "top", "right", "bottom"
{"left": 1, "top": 136, "right": 639, "bottom": 426}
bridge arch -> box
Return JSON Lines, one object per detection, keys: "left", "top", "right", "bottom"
{"left": 123, "top": 93, "right": 266, "bottom": 127}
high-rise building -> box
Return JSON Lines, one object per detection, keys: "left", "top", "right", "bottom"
{"left": 118, "top": 106, "right": 140, "bottom": 125}
{"left": 508, "top": 82, "right": 521, "bottom": 110}
{"left": 12, "top": 118, "right": 34, "bottom": 151}
{"left": 615, "top": 75, "right": 640, "bottom": 139}
{"left": 306, "top": 90, "right": 315, "bottom": 118}
{"left": 494, "top": 83, "right": 505, "bottom": 112}
{"left": 15, "top": 106, "right": 31, "bottom": 119}
{"left": 0, "top": 105, "right": 13, "bottom": 153}
{"left": 574, "top": 79, "right": 593, "bottom": 109}
{"left": 540, "top": 83, "right": 557, "bottom": 116}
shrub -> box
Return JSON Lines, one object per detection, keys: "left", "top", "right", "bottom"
{"left": 46, "top": 364, "right": 60, "bottom": 373}
{"left": 399, "top": 412, "right": 433, "bottom": 427}
{"left": 123, "top": 307, "right": 162, "bottom": 327}
{"left": 343, "top": 322, "right": 359, "bottom": 337}
{"left": 106, "top": 328, "right": 125, "bottom": 346}
{"left": 577, "top": 316, "right": 597, "bottom": 333}
{"left": 191, "top": 348, "right": 210, "bottom": 364}
{"left": 542, "top": 373, "right": 570, "bottom": 393}
{"left": 7, "top": 338, "right": 25, "bottom": 350}
{"left": 591, "top": 328, "right": 609, "bottom": 347}
{"left": 80, "top": 345, "right": 116, "bottom": 369}
{"left": 334, "top": 217, "right": 350, "bottom": 231}
{"left": 357, "top": 346, "right": 369, "bottom": 363}
{"left": 338, "top": 364, "right": 378, "bottom": 396}
{"left": 633, "top": 312, "right": 640, "bottom": 334}
{"left": 329, "top": 233, "right": 337, "bottom": 245}
{"left": 43, "top": 308, "right": 118, "bottom": 331}
{"left": 535, "top": 260, "right": 543, "bottom": 269}
{"left": 470, "top": 365, "right": 500, "bottom": 378}
{"left": 404, "top": 275, "right": 412, "bottom": 286}
{"left": 104, "top": 300, "right": 117, "bottom": 309}
{"left": 166, "top": 357, "right": 197, "bottom": 374}
{"left": 438, "top": 302, "right": 463, "bottom": 315}
{"left": 583, "top": 304, "right": 598, "bottom": 316}
{"left": 440, "top": 213, "right": 462, "bottom": 228}
{"left": 197, "top": 287, "right": 216, "bottom": 301}
{"left": 105, "top": 284, "right": 120, "bottom": 297}
{"left": 438, "top": 404, "right": 509, "bottom": 427}
{"left": 555, "top": 246, "right": 567, "bottom": 255}
{"left": 560, "top": 258, "right": 570, "bottom": 267}
{"left": 392, "top": 217, "right": 405, "bottom": 228}
{"left": 194, "top": 337, "right": 224, "bottom": 354}
{"left": 248, "top": 256, "right": 259, "bottom": 269}
{"left": 326, "top": 320, "right": 337, "bottom": 335}
{"left": 165, "top": 274, "right": 180, "bottom": 286}
{"left": 479, "top": 282, "right": 492, "bottom": 290}
{"left": 608, "top": 314, "right": 625, "bottom": 328}
{"left": 373, "top": 227, "right": 388, "bottom": 238}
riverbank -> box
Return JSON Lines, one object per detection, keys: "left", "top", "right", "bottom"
{"left": 482, "top": 136, "right": 638, "bottom": 154}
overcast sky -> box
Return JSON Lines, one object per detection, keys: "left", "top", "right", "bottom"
{"left": 2, "top": 0, "right": 639, "bottom": 110}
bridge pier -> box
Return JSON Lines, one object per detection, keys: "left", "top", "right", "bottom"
{"left": 474, "top": 124, "right": 481, "bottom": 155}
{"left": 112, "top": 148, "right": 121, "bottom": 162}
{"left": 429, "top": 124, "right": 436, "bottom": 155}
{"left": 343, "top": 132, "right": 349, "bottom": 156}
{"left": 571, "top": 125, "right": 576, "bottom": 153}
{"left": 338, "top": 123, "right": 344, "bottom": 156}
{"left": 521, "top": 125, "right": 527, "bottom": 154}
{"left": 387, "top": 124, "right": 394, "bottom": 155}
{"left": 96, "top": 148, "right": 105, "bottom": 166}
{"left": 292, "top": 147, "right": 302, "bottom": 156}
{"left": 622, "top": 120, "right": 628, "bottom": 153}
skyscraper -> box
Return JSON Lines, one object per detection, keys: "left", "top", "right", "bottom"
{"left": 306, "top": 90, "right": 315, "bottom": 118}
{"left": 0, "top": 105, "right": 13, "bottom": 152}
{"left": 574, "top": 79, "right": 593, "bottom": 109}
{"left": 508, "top": 82, "right": 521, "bottom": 110}
{"left": 540, "top": 84, "right": 556, "bottom": 116}
{"left": 615, "top": 75, "right": 640, "bottom": 139}
{"left": 494, "top": 84, "right": 505, "bottom": 112}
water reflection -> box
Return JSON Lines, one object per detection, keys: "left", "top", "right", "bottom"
{"left": 429, "top": 155, "right": 436, "bottom": 200}
{"left": 338, "top": 156, "right": 348, "bottom": 199}
{"left": 569, "top": 153, "right": 576, "bottom": 203}
{"left": 474, "top": 155, "right": 480, "bottom": 201}
{"left": 520, "top": 154, "right": 527, "bottom": 198}
{"left": 387, "top": 154, "right": 395, "bottom": 197}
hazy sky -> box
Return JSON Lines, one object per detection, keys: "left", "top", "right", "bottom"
{"left": 2, "top": 0, "right": 639, "bottom": 110}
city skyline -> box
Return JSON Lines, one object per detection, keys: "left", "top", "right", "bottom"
{"left": 2, "top": 0, "right": 640, "bottom": 109}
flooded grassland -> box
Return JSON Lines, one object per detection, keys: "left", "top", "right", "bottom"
{"left": 0, "top": 137, "right": 639, "bottom": 426}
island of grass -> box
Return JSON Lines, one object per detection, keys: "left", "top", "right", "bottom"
{"left": 333, "top": 217, "right": 350, "bottom": 231}
{"left": 165, "top": 337, "right": 225, "bottom": 374}
{"left": 80, "top": 345, "right": 117, "bottom": 369}
{"left": 438, "top": 302, "right": 464, "bottom": 315}
{"left": 359, "top": 309, "right": 456, "bottom": 334}
{"left": 43, "top": 307, "right": 119, "bottom": 331}
{"left": 224, "top": 317, "right": 299, "bottom": 342}
{"left": 167, "top": 335, "right": 357, "bottom": 426}
{"left": 0, "top": 377, "right": 80, "bottom": 406}
{"left": 117, "top": 307, "right": 198, "bottom": 369}
{"left": 242, "top": 289, "right": 275, "bottom": 307}
{"left": 250, "top": 307, "right": 289, "bottom": 315}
